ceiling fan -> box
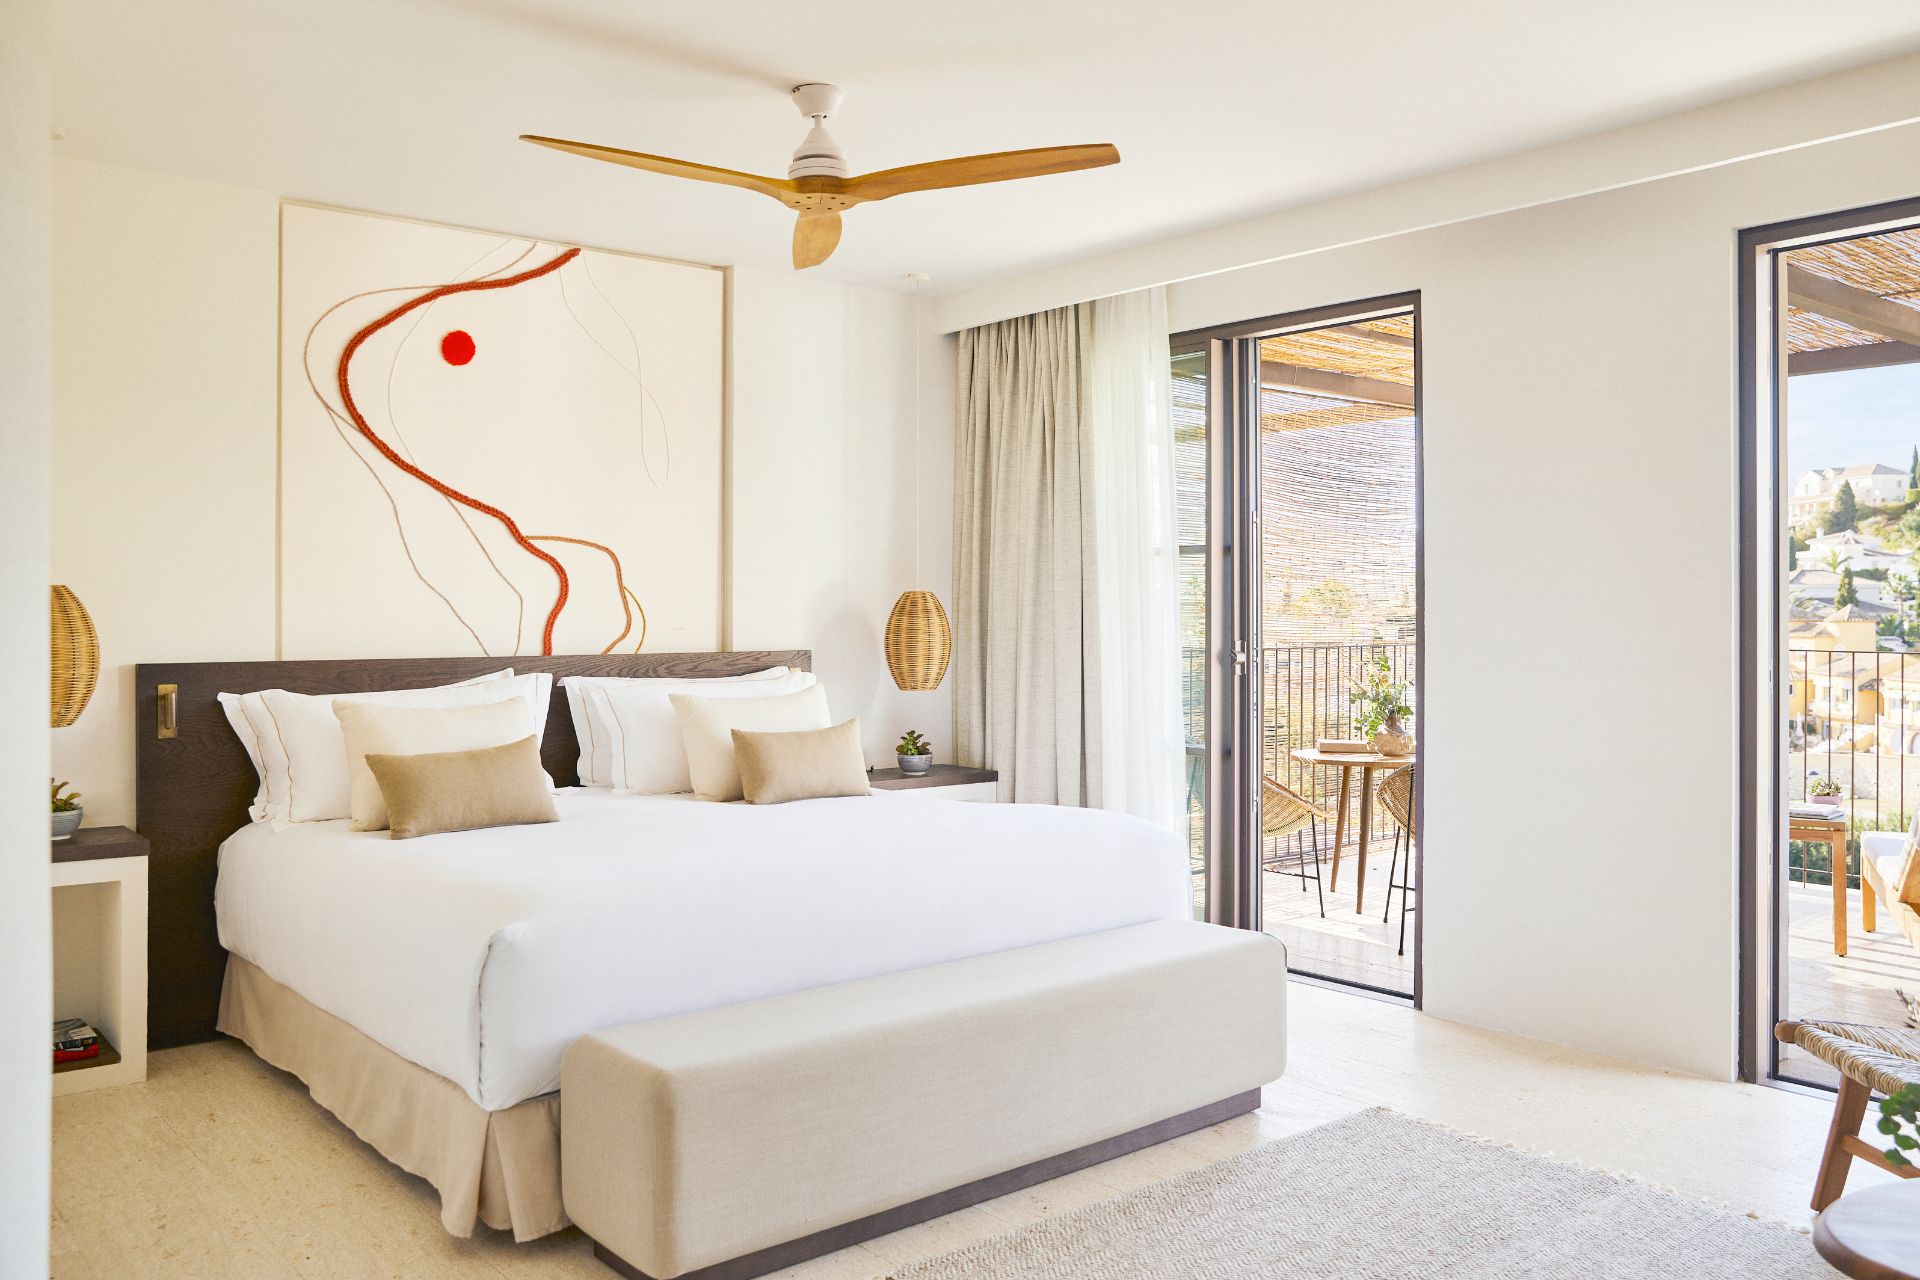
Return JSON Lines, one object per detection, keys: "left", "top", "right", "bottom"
{"left": 522, "top": 83, "right": 1120, "bottom": 270}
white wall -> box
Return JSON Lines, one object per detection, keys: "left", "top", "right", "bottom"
{"left": 0, "top": 0, "right": 54, "bottom": 1270}
{"left": 50, "top": 159, "right": 953, "bottom": 825}
{"left": 729, "top": 268, "right": 957, "bottom": 765}
{"left": 934, "top": 64, "right": 1920, "bottom": 1076}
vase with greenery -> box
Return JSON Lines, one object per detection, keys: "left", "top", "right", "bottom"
{"left": 896, "top": 729, "right": 933, "bottom": 776}
{"left": 51, "top": 778, "right": 83, "bottom": 841}
{"left": 1350, "top": 655, "right": 1413, "bottom": 756}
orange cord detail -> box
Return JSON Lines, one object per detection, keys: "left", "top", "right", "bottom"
{"left": 336, "top": 248, "right": 582, "bottom": 654}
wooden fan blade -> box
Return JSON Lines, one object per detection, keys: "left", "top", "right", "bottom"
{"left": 521, "top": 134, "right": 796, "bottom": 202}
{"left": 846, "top": 144, "right": 1119, "bottom": 203}
{"left": 793, "top": 212, "right": 843, "bottom": 269}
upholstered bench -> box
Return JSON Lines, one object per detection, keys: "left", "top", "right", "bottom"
{"left": 562, "top": 920, "right": 1288, "bottom": 1280}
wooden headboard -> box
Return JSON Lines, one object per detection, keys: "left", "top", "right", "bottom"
{"left": 133, "top": 650, "right": 811, "bottom": 1048}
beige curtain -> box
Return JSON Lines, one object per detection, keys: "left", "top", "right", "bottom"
{"left": 953, "top": 304, "right": 1101, "bottom": 805}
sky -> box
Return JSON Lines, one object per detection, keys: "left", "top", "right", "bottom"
{"left": 1786, "top": 362, "right": 1920, "bottom": 478}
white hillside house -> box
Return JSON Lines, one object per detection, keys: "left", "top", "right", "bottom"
{"left": 1802, "top": 528, "right": 1915, "bottom": 579}
{"left": 1789, "top": 461, "right": 1910, "bottom": 527}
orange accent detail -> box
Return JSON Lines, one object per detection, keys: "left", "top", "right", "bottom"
{"left": 527, "top": 535, "right": 640, "bottom": 654}
{"left": 336, "top": 248, "right": 582, "bottom": 653}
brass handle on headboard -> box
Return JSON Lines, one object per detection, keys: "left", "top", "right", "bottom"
{"left": 157, "top": 683, "right": 178, "bottom": 739}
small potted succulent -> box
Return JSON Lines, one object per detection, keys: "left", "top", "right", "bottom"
{"left": 896, "top": 729, "right": 933, "bottom": 776}
{"left": 51, "top": 779, "right": 83, "bottom": 841}
{"left": 1808, "top": 776, "right": 1845, "bottom": 804}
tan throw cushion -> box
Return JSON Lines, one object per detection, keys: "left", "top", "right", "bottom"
{"left": 670, "top": 685, "right": 832, "bottom": 802}
{"left": 732, "top": 720, "right": 870, "bottom": 805}
{"left": 336, "top": 698, "right": 536, "bottom": 831}
{"left": 366, "top": 736, "right": 558, "bottom": 840}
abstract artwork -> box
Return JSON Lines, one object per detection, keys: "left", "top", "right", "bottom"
{"left": 278, "top": 203, "right": 724, "bottom": 659}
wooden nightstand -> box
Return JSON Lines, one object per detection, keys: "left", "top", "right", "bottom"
{"left": 868, "top": 764, "right": 999, "bottom": 802}
{"left": 51, "top": 826, "right": 149, "bottom": 1095}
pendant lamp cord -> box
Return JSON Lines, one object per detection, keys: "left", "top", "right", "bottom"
{"left": 911, "top": 274, "right": 924, "bottom": 587}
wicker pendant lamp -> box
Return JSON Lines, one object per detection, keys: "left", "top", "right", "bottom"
{"left": 885, "top": 274, "right": 952, "bottom": 692}
{"left": 50, "top": 585, "right": 99, "bottom": 728}
{"left": 885, "top": 589, "right": 951, "bottom": 691}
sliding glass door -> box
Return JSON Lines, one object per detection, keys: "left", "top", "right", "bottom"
{"left": 1741, "top": 199, "right": 1920, "bottom": 1087}
{"left": 1173, "top": 295, "right": 1423, "bottom": 1000}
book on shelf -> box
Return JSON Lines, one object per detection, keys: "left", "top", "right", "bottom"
{"left": 52, "top": 1017, "right": 99, "bottom": 1056}
{"left": 53, "top": 1044, "right": 100, "bottom": 1065}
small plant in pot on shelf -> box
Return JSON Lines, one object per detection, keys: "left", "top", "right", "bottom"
{"left": 51, "top": 779, "right": 83, "bottom": 841}
{"left": 896, "top": 730, "right": 933, "bottom": 776}
{"left": 1349, "top": 655, "right": 1413, "bottom": 756}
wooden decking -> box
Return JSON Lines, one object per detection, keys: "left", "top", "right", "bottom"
{"left": 1779, "top": 879, "right": 1920, "bottom": 1087}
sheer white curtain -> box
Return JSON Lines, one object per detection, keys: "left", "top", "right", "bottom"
{"left": 1089, "top": 287, "right": 1183, "bottom": 830}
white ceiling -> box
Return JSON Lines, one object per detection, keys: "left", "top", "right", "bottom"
{"left": 51, "top": 1, "right": 1920, "bottom": 293}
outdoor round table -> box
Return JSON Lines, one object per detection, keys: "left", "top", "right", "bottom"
{"left": 1814, "top": 1181, "right": 1920, "bottom": 1280}
{"left": 1287, "top": 748, "right": 1416, "bottom": 915}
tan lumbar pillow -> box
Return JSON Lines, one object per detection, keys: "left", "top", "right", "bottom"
{"left": 365, "top": 736, "right": 558, "bottom": 840}
{"left": 670, "top": 685, "right": 832, "bottom": 801}
{"left": 336, "top": 698, "right": 535, "bottom": 831}
{"left": 732, "top": 720, "right": 870, "bottom": 805}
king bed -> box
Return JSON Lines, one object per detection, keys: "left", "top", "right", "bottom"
{"left": 135, "top": 651, "right": 1198, "bottom": 1242}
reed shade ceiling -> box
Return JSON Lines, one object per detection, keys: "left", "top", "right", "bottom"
{"left": 50, "top": 585, "right": 99, "bottom": 728}
{"left": 1785, "top": 226, "right": 1920, "bottom": 354}
{"left": 885, "top": 590, "right": 952, "bottom": 691}
{"left": 1259, "top": 317, "right": 1414, "bottom": 384}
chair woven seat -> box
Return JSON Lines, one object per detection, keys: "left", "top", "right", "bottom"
{"left": 1784, "top": 1019, "right": 1920, "bottom": 1098}
{"left": 1261, "top": 776, "right": 1330, "bottom": 840}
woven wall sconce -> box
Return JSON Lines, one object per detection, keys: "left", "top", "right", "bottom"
{"left": 884, "top": 590, "right": 951, "bottom": 692}
{"left": 50, "top": 585, "right": 100, "bottom": 728}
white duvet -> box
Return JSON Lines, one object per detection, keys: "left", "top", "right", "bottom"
{"left": 216, "top": 789, "right": 1191, "bottom": 1110}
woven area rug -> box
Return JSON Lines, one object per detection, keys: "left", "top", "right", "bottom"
{"left": 894, "top": 1109, "right": 1826, "bottom": 1279}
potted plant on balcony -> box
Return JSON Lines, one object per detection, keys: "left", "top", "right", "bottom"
{"left": 51, "top": 778, "right": 83, "bottom": 841}
{"left": 1809, "top": 775, "right": 1845, "bottom": 806}
{"left": 1350, "top": 655, "right": 1413, "bottom": 757}
{"left": 896, "top": 729, "right": 933, "bottom": 776}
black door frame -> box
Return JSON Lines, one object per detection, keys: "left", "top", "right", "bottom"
{"left": 1738, "top": 195, "right": 1920, "bottom": 1085}
{"left": 1175, "top": 290, "right": 1423, "bottom": 1006}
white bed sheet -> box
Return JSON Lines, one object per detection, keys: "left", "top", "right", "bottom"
{"left": 215, "top": 789, "right": 1191, "bottom": 1110}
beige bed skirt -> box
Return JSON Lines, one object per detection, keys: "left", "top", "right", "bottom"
{"left": 217, "top": 955, "right": 567, "bottom": 1240}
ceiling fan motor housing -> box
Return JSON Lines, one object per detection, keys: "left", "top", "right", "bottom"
{"left": 789, "top": 82, "right": 849, "bottom": 178}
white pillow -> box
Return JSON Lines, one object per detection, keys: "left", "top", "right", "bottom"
{"left": 670, "top": 685, "right": 833, "bottom": 802}
{"left": 219, "top": 668, "right": 513, "bottom": 823}
{"left": 335, "top": 698, "right": 537, "bottom": 831}
{"left": 252, "top": 672, "right": 550, "bottom": 824}
{"left": 563, "top": 667, "right": 813, "bottom": 790}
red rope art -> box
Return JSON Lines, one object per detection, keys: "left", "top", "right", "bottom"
{"left": 335, "top": 247, "right": 582, "bottom": 653}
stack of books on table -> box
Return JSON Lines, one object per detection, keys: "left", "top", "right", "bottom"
{"left": 52, "top": 1018, "right": 100, "bottom": 1065}
{"left": 1316, "top": 738, "right": 1374, "bottom": 754}
{"left": 1788, "top": 801, "right": 1845, "bottom": 822}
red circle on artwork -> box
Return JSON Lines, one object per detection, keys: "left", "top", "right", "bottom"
{"left": 440, "top": 330, "right": 476, "bottom": 366}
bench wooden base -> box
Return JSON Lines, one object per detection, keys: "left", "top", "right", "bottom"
{"left": 589, "top": 1089, "right": 1262, "bottom": 1280}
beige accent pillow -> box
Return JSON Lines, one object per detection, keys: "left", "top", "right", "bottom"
{"left": 733, "top": 720, "right": 870, "bottom": 805}
{"left": 670, "top": 685, "right": 832, "bottom": 802}
{"left": 336, "top": 698, "right": 535, "bottom": 831}
{"left": 366, "top": 736, "right": 558, "bottom": 840}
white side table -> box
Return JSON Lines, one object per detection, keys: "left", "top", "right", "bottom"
{"left": 51, "top": 826, "right": 149, "bottom": 1095}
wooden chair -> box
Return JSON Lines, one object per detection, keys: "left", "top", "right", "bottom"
{"left": 1262, "top": 775, "right": 1331, "bottom": 918}
{"left": 1377, "top": 764, "right": 1416, "bottom": 957}
{"left": 1773, "top": 1018, "right": 1920, "bottom": 1210}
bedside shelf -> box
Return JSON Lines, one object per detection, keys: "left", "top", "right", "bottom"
{"left": 868, "top": 765, "right": 999, "bottom": 801}
{"left": 53, "top": 1038, "right": 121, "bottom": 1076}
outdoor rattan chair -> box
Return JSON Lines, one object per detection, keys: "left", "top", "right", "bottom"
{"left": 1262, "top": 775, "right": 1331, "bottom": 918}
{"left": 1378, "top": 764, "right": 1416, "bottom": 956}
{"left": 1772, "top": 1018, "right": 1920, "bottom": 1209}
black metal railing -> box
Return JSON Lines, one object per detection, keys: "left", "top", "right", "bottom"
{"left": 1182, "top": 642, "right": 1416, "bottom": 875}
{"left": 1786, "top": 648, "right": 1916, "bottom": 890}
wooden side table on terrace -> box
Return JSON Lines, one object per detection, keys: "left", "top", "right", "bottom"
{"left": 1790, "top": 814, "right": 1850, "bottom": 957}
